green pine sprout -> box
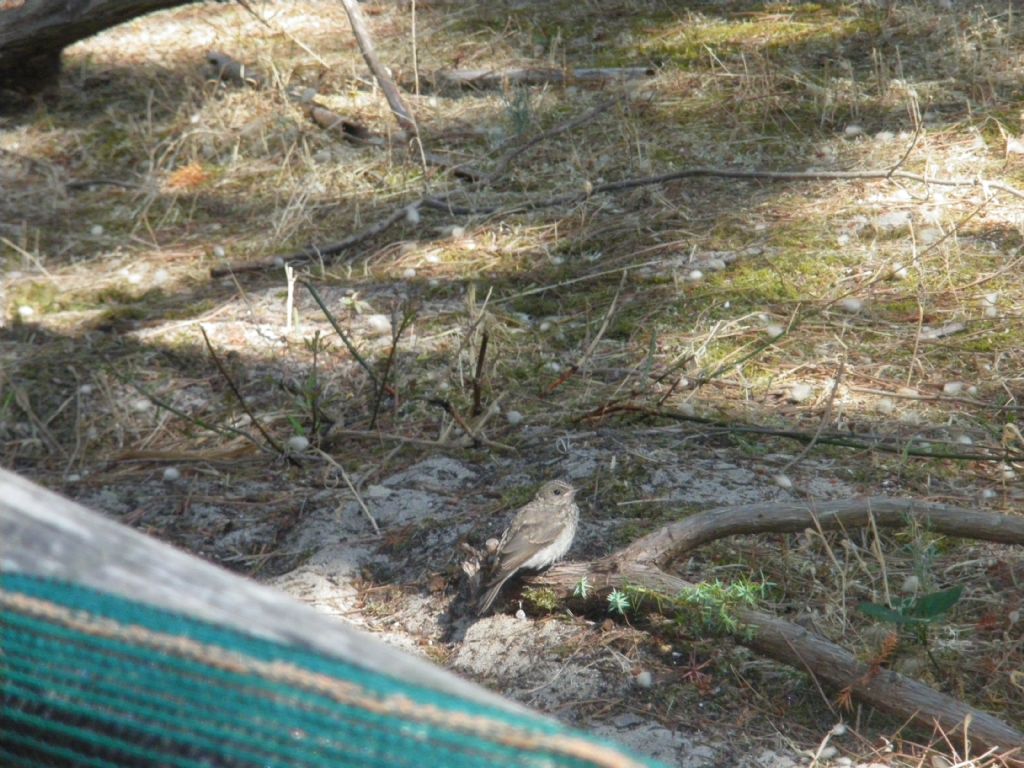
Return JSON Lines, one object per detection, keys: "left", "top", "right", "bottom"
{"left": 607, "top": 589, "right": 631, "bottom": 616}
{"left": 573, "top": 576, "right": 591, "bottom": 599}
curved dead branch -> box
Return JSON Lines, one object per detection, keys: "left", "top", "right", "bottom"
{"left": 621, "top": 496, "right": 1024, "bottom": 565}
{"left": 528, "top": 496, "right": 1024, "bottom": 757}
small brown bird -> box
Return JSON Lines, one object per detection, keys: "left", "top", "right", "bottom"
{"left": 477, "top": 479, "right": 579, "bottom": 615}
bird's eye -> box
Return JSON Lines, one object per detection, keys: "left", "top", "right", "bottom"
{"left": 553, "top": 488, "right": 562, "bottom": 495}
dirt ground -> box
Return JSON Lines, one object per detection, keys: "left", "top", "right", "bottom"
{"left": 2, "top": 0, "right": 1023, "bottom": 765}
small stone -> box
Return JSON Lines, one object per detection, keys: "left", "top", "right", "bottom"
{"left": 942, "top": 381, "right": 964, "bottom": 396}
{"left": 877, "top": 398, "right": 895, "bottom": 415}
{"left": 844, "top": 124, "right": 864, "bottom": 137}
{"left": 17, "top": 305, "right": 35, "bottom": 318}
{"left": 900, "top": 575, "right": 920, "bottom": 593}
{"left": 79, "top": 384, "right": 93, "bottom": 395}
{"left": 90, "top": 224, "right": 104, "bottom": 236}
{"left": 687, "top": 269, "right": 703, "bottom": 282}
{"left": 633, "top": 669, "right": 653, "bottom": 688}
{"left": 539, "top": 321, "right": 552, "bottom": 332}
{"left": 830, "top": 723, "right": 847, "bottom": 736}
{"left": 838, "top": 298, "right": 862, "bottom": 313}
{"left": 287, "top": 435, "right": 309, "bottom": 452}
{"left": 162, "top": 467, "right": 181, "bottom": 482}
{"left": 365, "top": 314, "right": 392, "bottom": 334}
{"left": 873, "top": 211, "right": 911, "bottom": 234}
{"left": 899, "top": 410, "right": 921, "bottom": 425}
{"left": 402, "top": 268, "right": 416, "bottom": 279}
{"left": 131, "top": 398, "right": 152, "bottom": 412}
{"left": 956, "top": 434, "right": 973, "bottom": 445}
{"left": 66, "top": 473, "right": 81, "bottom": 483}
{"left": 505, "top": 410, "right": 524, "bottom": 426}
{"left": 765, "top": 324, "right": 784, "bottom": 338}
{"left": 891, "top": 263, "right": 909, "bottom": 280}
{"left": 705, "top": 258, "right": 726, "bottom": 271}
{"left": 983, "top": 293, "right": 999, "bottom": 318}
{"left": 546, "top": 361, "right": 561, "bottom": 373}
{"left": 789, "top": 383, "right": 814, "bottom": 403}
{"left": 405, "top": 205, "right": 420, "bottom": 224}
{"left": 213, "top": 245, "right": 226, "bottom": 258}
{"left": 775, "top": 474, "right": 793, "bottom": 490}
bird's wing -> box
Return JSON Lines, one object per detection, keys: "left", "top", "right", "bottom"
{"left": 492, "top": 515, "right": 564, "bottom": 574}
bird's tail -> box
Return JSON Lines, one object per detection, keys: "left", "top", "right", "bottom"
{"left": 476, "top": 576, "right": 510, "bottom": 616}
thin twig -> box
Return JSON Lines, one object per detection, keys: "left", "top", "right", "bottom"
{"left": 887, "top": 91, "right": 922, "bottom": 177}
{"left": 580, "top": 403, "right": 1006, "bottom": 462}
{"left": 328, "top": 428, "right": 514, "bottom": 451}
{"left": 369, "top": 304, "right": 415, "bottom": 429}
{"left": 316, "top": 448, "right": 380, "bottom": 536}
{"left": 199, "top": 325, "right": 292, "bottom": 462}
{"left": 210, "top": 205, "right": 412, "bottom": 277}
{"left": 429, "top": 398, "right": 519, "bottom": 451}
{"left": 471, "top": 330, "right": 489, "bottom": 417}
{"left": 481, "top": 97, "right": 620, "bottom": 185}
{"left": 302, "top": 280, "right": 380, "bottom": 388}
{"left": 780, "top": 357, "right": 845, "bottom": 476}
{"left": 104, "top": 366, "right": 264, "bottom": 450}
{"left": 545, "top": 269, "right": 627, "bottom": 396}
{"left": 212, "top": 161, "right": 1024, "bottom": 277}
{"left": 422, "top": 164, "right": 1024, "bottom": 217}
{"left": 428, "top": 398, "right": 479, "bottom": 445}
{"left": 337, "top": 0, "right": 418, "bottom": 138}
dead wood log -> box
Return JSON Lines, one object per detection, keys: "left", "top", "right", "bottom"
{"left": 0, "top": 0, "right": 199, "bottom": 93}
{"left": 528, "top": 496, "right": 1024, "bottom": 757}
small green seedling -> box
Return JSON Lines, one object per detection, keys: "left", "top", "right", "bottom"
{"left": 607, "top": 589, "right": 631, "bottom": 616}
{"left": 573, "top": 575, "right": 591, "bottom": 600}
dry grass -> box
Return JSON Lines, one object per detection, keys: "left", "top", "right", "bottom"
{"left": 2, "top": 0, "right": 1023, "bottom": 763}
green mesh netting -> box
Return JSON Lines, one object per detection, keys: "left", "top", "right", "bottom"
{"left": 0, "top": 574, "right": 661, "bottom": 768}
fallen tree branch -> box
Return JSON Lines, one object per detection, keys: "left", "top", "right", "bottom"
{"left": 337, "top": 0, "right": 418, "bottom": 138}
{"left": 425, "top": 164, "right": 1024, "bottom": 217}
{"left": 211, "top": 154, "right": 1024, "bottom": 277}
{"left": 434, "top": 67, "right": 656, "bottom": 89}
{"left": 210, "top": 204, "right": 413, "bottom": 277}
{"left": 579, "top": 402, "right": 1011, "bottom": 463}
{"left": 525, "top": 496, "right": 1024, "bottom": 756}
